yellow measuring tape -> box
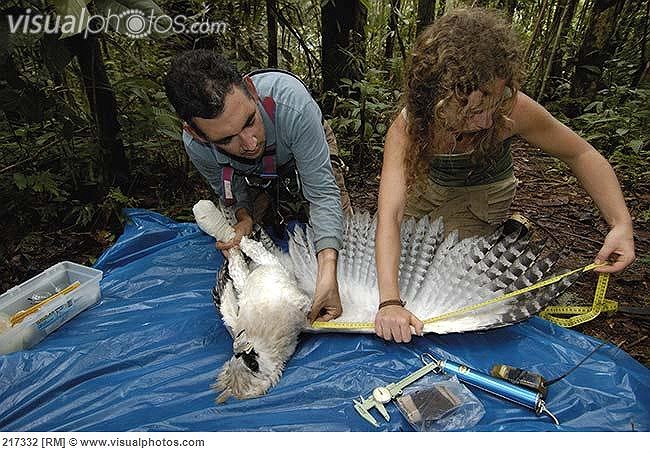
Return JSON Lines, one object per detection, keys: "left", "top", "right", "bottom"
{"left": 538, "top": 272, "right": 618, "bottom": 328}
{"left": 311, "top": 263, "right": 616, "bottom": 331}
{"left": 10, "top": 281, "right": 81, "bottom": 327}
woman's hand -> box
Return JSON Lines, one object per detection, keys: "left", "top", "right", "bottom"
{"left": 594, "top": 223, "right": 635, "bottom": 273}
{"left": 374, "top": 305, "right": 424, "bottom": 343}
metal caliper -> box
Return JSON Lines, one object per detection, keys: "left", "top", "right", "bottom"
{"left": 353, "top": 358, "right": 441, "bottom": 427}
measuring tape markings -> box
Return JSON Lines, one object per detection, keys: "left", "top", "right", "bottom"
{"left": 311, "top": 263, "right": 614, "bottom": 331}
{"left": 538, "top": 272, "right": 617, "bottom": 328}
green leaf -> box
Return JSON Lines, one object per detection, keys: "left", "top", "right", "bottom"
{"left": 114, "top": 76, "right": 162, "bottom": 91}
{"left": 583, "top": 133, "right": 608, "bottom": 141}
{"left": 30, "top": 171, "right": 62, "bottom": 197}
{"left": 628, "top": 139, "right": 644, "bottom": 152}
{"left": 13, "top": 173, "right": 27, "bottom": 190}
{"left": 35, "top": 131, "right": 57, "bottom": 146}
{"left": 51, "top": 0, "right": 91, "bottom": 38}
{"left": 594, "top": 117, "right": 622, "bottom": 125}
{"left": 159, "top": 128, "right": 182, "bottom": 141}
{"left": 584, "top": 101, "right": 601, "bottom": 113}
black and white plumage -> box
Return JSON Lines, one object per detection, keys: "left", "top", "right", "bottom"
{"left": 193, "top": 200, "right": 577, "bottom": 402}
{"left": 293, "top": 212, "right": 578, "bottom": 334}
{"left": 212, "top": 236, "right": 310, "bottom": 403}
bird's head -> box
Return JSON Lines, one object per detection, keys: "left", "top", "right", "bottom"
{"left": 212, "top": 329, "right": 286, "bottom": 402}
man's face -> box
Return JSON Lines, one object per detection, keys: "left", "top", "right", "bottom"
{"left": 192, "top": 84, "right": 266, "bottom": 160}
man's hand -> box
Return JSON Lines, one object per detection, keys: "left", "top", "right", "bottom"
{"left": 308, "top": 248, "right": 343, "bottom": 323}
{"left": 594, "top": 223, "right": 635, "bottom": 273}
{"left": 216, "top": 216, "right": 253, "bottom": 252}
{"left": 374, "top": 305, "right": 423, "bottom": 343}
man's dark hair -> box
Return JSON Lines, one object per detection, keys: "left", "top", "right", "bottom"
{"left": 164, "top": 50, "right": 248, "bottom": 123}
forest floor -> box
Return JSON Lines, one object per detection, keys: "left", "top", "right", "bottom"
{"left": 2, "top": 140, "right": 648, "bottom": 365}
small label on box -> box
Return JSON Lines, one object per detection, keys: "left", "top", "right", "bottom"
{"left": 35, "top": 299, "right": 75, "bottom": 332}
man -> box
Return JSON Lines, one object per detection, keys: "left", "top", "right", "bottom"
{"left": 164, "top": 49, "right": 351, "bottom": 323}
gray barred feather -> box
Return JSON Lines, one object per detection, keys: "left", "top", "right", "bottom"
{"left": 288, "top": 226, "right": 318, "bottom": 295}
{"left": 358, "top": 219, "right": 378, "bottom": 287}
{"left": 339, "top": 212, "right": 377, "bottom": 288}
{"left": 401, "top": 216, "right": 444, "bottom": 302}
{"left": 487, "top": 267, "right": 582, "bottom": 330}
{"left": 398, "top": 217, "right": 417, "bottom": 264}
{"left": 411, "top": 230, "right": 461, "bottom": 311}
{"left": 344, "top": 211, "right": 375, "bottom": 285}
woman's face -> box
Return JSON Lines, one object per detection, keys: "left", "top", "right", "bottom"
{"left": 445, "top": 79, "right": 507, "bottom": 134}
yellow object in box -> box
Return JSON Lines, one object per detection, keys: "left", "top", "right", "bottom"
{"left": 0, "top": 261, "right": 103, "bottom": 354}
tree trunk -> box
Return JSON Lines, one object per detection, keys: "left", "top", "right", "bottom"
{"left": 572, "top": 0, "right": 627, "bottom": 97}
{"left": 63, "top": 34, "right": 128, "bottom": 190}
{"left": 537, "top": 0, "right": 571, "bottom": 100}
{"left": 528, "top": 1, "right": 556, "bottom": 93}
{"left": 266, "top": 0, "right": 278, "bottom": 67}
{"left": 321, "top": 0, "right": 368, "bottom": 115}
{"left": 416, "top": 0, "right": 436, "bottom": 36}
{"left": 524, "top": 0, "right": 549, "bottom": 61}
{"left": 574, "top": 0, "right": 593, "bottom": 39}
{"left": 385, "top": 0, "right": 401, "bottom": 73}
{"left": 549, "top": 0, "right": 579, "bottom": 80}
{"left": 321, "top": 0, "right": 368, "bottom": 163}
{"left": 632, "top": 0, "right": 649, "bottom": 87}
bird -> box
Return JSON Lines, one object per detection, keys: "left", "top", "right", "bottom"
{"left": 192, "top": 200, "right": 578, "bottom": 402}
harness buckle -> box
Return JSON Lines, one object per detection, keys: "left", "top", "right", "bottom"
{"left": 244, "top": 176, "right": 273, "bottom": 189}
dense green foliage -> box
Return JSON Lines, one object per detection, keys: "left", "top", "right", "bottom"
{"left": 1, "top": 0, "right": 648, "bottom": 270}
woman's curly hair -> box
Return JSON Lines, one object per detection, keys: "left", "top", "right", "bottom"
{"left": 403, "top": 8, "right": 524, "bottom": 187}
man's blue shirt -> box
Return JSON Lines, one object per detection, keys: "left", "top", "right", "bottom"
{"left": 183, "top": 71, "right": 344, "bottom": 252}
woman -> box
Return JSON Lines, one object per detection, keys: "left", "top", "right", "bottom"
{"left": 374, "top": 9, "right": 635, "bottom": 343}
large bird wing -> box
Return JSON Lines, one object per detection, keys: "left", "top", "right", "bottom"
{"left": 290, "top": 212, "right": 578, "bottom": 334}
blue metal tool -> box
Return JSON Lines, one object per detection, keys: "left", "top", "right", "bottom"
{"left": 422, "top": 353, "right": 559, "bottom": 425}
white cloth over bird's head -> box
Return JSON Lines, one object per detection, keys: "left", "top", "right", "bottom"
{"left": 193, "top": 200, "right": 577, "bottom": 402}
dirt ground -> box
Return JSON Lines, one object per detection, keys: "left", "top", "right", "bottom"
{"left": 2, "top": 139, "right": 648, "bottom": 365}
{"left": 345, "top": 138, "right": 649, "bottom": 366}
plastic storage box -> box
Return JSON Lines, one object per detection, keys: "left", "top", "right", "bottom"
{"left": 0, "top": 261, "right": 103, "bottom": 355}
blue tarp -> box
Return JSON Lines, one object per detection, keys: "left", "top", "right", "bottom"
{"left": 1, "top": 209, "right": 648, "bottom": 431}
